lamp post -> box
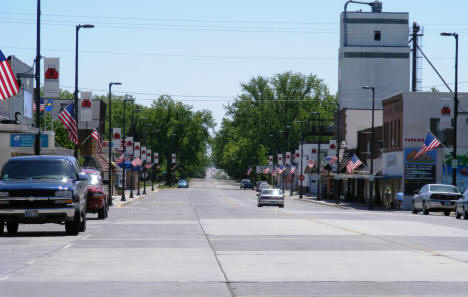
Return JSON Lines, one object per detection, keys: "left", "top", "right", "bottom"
{"left": 335, "top": 103, "right": 341, "bottom": 204}
{"left": 129, "top": 108, "right": 141, "bottom": 199}
{"left": 74, "top": 24, "right": 94, "bottom": 158}
{"left": 295, "top": 121, "right": 304, "bottom": 199}
{"left": 107, "top": 82, "right": 121, "bottom": 206}
{"left": 168, "top": 133, "right": 176, "bottom": 186}
{"left": 284, "top": 125, "right": 291, "bottom": 193}
{"left": 143, "top": 123, "right": 152, "bottom": 194}
{"left": 311, "top": 112, "right": 322, "bottom": 200}
{"left": 34, "top": 0, "right": 41, "bottom": 155}
{"left": 269, "top": 134, "right": 275, "bottom": 187}
{"left": 121, "top": 99, "right": 133, "bottom": 201}
{"left": 137, "top": 118, "right": 148, "bottom": 195}
{"left": 362, "top": 86, "right": 375, "bottom": 210}
{"left": 441, "top": 32, "right": 459, "bottom": 187}
{"left": 150, "top": 129, "right": 160, "bottom": 192}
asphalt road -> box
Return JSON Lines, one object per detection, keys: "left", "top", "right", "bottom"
{"left": 1, "top": 179, "right": 468, "bottom": 297}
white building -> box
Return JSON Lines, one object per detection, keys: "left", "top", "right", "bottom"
{"left": 338, "top": 4, "right": 410, "bottom": 109}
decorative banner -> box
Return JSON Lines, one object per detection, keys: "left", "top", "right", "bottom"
{"left": 154, "top": 152, "right": 159, "bottom": 164}
{"left": 112, "top": 128, "right": 121, "bottom": 151}
{"left": 44, "top": 57, "right": 60, "bottom": 98}
{"left": 294, "top": 150, "right": 300, "bottom": 163}
{"left": 268, "top": 155, "right": 273, "bottom": 166}
{"left": 147, "top": 149, "right": 152, "bottom": 163}
{"left": 440, "top": 98, "right": 452, "bottom": 130}
{"left": 141, "top": 147, "right": 147, "bottom": 161}
{"left": 277, "top": 154, "right": 283, "bottom": 165}
{"left": 134, "top": 141, "right": 141, "bottom": 158}
{"left": 172, "top": 153, "right": 176, "bottom": 164}
{"left": 328, "top": 140, "right": 337, "bottom": 157}
{"left": 285, "top": 152, "right": 291, "bottom": 165}
{"left": 125, "top": 136, "right": 133, "bottom": 155}
{"left": 80, "top": 91, "right": 93, "bottom": 122}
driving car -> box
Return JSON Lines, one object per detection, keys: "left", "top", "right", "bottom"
{"left": 178, "top": 179, "right": 189, "bottom": 188}
{"left": 412, "top": 184, "right": 462, "bottom": 216}
{"left": 257, "top": 182, "right": 271, "bottom": 192}
{"left": 0, "top": 155, "right": 88, "bottom": 235}
{"left": 455, "top": 189, "right": 468, "bottom": 220}
{"left": 82, "top": 168, "right": 108, "bottom": 220}
{"left": 240, "top": 179, "right": 253, "bottom": 190}
{"left": 257, "top": 188, "right": 284, "bottom": 208}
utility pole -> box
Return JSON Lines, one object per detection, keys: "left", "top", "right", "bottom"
{"left": 411, "top": 22, "right": 420, "bottom": 92}
{"left": 34, "top": 0, "right": 41, "bottom": 155}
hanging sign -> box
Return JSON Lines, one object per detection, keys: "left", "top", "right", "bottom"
{"left": 79, "top": 91, "right": 93, "bottom": 122}
{"left": 44, "top": 57, "right": 60, "bottom": 98}
{"left": 154, "top": 152, "right": 159, "bottom": 164}
{"left": 134, "top": 142, "right": 141, "bottom": 158}
{"left": 112, "top": 128, "right": 121, "bottom": 151}
{"left": 285, "top": 152, "right": 291, "bottom": 165}
{"left": 277, "top": 154, "right": 283, "bottom": 165}
{"left": 172, "top": 153, "right": 177, "bottom": 164}
{"left": 141, "top": 147, "right": 147, "bottom": 161}
{"left": 268, "top": 155, "right": 273, "bottom": 166}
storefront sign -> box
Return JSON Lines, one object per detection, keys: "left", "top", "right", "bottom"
{"left": 404, "top": 148, "right": 436, "bottom": 194}
{"left": 10, "top": 134, "right": 48, "bottom": 148}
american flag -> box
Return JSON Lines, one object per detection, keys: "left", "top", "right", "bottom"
{"left": 145, "top": 163, "right": 152, "bottom": 169}
{"left": 326, "top": 156, "right": 338, "bottom": 167}
{"left": 58, "top": 103, "right": 78, "bottom": 145}
{"left": 91, "top": 129, "right": 102, "bottom": 153}
{"left": 346, "top": 155, "right": 363, "bottom": 174}
{"left": 115, "top": 153, "right": 125, "bottom": 164}
{"left": 307, "top": 159, "right": 316, "bottom": 168}
{"left": 277, "top": 165, "right": 284, "bottom": 174}
{"left": 263, "top": 167, "right": 270, "bottom": 174}
{"left": 0, "top": 50, "right": 19, "bottom": 101}
{"left": 33, "top": 98, "right": 45, "bottom": 112}
{"left": 272, "top": 166, "right": 277, "bottom": 176}
{"left": 247, "top": 166, "right": 252, "bottom": 176}
{"left": 414, "top": 131, "right": 441, "bottom": 159}
{"left": 131, "top": 157, "right": 142, "bottom": 167}
{"left": 290, "top": 166, "right": 296, "bottom": 175}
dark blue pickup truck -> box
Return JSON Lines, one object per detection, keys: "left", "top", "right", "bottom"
{"left": 0, "top": 155, "right": 88, "bottom": 235}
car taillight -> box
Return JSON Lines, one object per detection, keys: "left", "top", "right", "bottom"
{"left": 88, "top": 192, "right": 103, "bottom": 199}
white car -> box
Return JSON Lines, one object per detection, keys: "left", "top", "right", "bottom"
{"left": 455, "top": 189, "right": 468, "bottom": 220}
{"left": 412, "top": 184, "right": 462, "bottom": 216}
{"left": 257, "top": 188, "right": 284, "bottom": 208}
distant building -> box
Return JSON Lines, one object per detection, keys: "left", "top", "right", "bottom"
{"left": 338, "top": 3, "right": 410, "bottom": 109}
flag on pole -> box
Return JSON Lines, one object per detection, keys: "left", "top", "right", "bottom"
{"left": 91, "top": 129, "right": 102, "bottom": 153}
{"left": 45, "top": 99, "right": 53, "bottom": 112}
{"left": 131, "top": 157, "right": 142, "bottom": 167}
{"left": 325, "top": 156, "right": 338, "bottom": 167}
{"left": 33, "top": 98, "right": 45, "bottom": 112}
{"left": 0, "top": 50, "right": 19, "bottom": 101}
{"left": 277, "top": 165, "right": 284, "bottom": 174}
{"left": 307, "top": 159, "right": 316, "bottom": 168}
{"left": 115, "top": 153, "right": 125, "bottom": 165}
{"left": 346, "top": 155, "right": 363, "bottom": 174}
{"left": 58, "top": 103, "right": 78, "bottom": 145}
{"left": 290, "top": 166, "right": 296, "bottom": 175}
{"left": 414, "top": 131, "right": 442, "bottom": 159}
{"left": 272, "top": 166, "right": 277, "bottom": 176}
{"left": 247, "top": 166, "right": 252, "bottom": 176}
{"left": 263, "top": 167, "right": 270, "bottom": 174}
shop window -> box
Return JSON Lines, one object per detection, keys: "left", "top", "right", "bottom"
{"left": 374, "top": 31, "right": 381, "bottom": 41}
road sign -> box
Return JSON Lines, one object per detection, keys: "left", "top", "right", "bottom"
{"left": 299, "top": 174, "right": 305, "bottom": 181}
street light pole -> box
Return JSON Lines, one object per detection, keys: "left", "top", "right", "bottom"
{"left": 129, "top": 108, "right": 141, "bottom": 199}
{"left": 143, "top": 123, "right": 152, "bottom": 194}
{"left": 108, "top": 82, "right": 121, "bottom": 206}
{"left": 121, "top": 99, "right": 133, "bottom": 201}
{"left": 363, "top": 86, "right": 375, "bottom": 210}
{"left": 295, "top": 121, "right": 304, "bottom": 199}
{"left": 74, "top": 24, "right": 94, "bottom": 158}
{"left": 336, "top": 103, "right": 341, "bottom": 204}
{"left": 34, "top": 0, "right": 41, "bottom": 155}
{"left": 441, "top": 32, "right": 459, "bottom": 187}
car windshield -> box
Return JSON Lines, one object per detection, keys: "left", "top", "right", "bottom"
{"left": 1, "top": 159, "right": 74, "bottom": 180}
{"left": 85, "top": 174, "right": 100, "bottom": 186}
{"left": 429, "top": 185, "right": 459, "bottom": 193}
{"left": 179, "top": 180, "right": 187, "bottom": 184}
{"left": 262, "top": 189, "right": 282, "bottom": 195}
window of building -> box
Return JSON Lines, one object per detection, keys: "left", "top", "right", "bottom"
{"left": 374, "top": 31, "right": 381, "bottom": 41}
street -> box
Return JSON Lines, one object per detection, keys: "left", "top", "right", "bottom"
{"left": 1, "top": 179, "right": 468, "bottom": 297}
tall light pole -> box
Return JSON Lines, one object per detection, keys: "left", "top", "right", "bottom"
{"left": 129, "top": 108, "right": 141, "bottom": 199}
{"left": 137, "top": 118, "right": 148, "bottom": 195}
{"left": 168, "top": 133, "right": 176, "bottom": 186}
{"left": 312, "top": 112, "right": 322, "bottom": 200}
{"left": 121, "top": 99, "right": 133, "bottom": 201}
{"left": 335, "top": 102, "right": 341, "bottom": 204}
{"left": 143, "top": 123, "right": 152, "bottom": 194}
{"left": 295, "top": 121, "right": 304, "bottom": 199}
{"left": 34, "top": 0, "right": 41, "bottom": 155}
{"left": 108, "top": 82, "right": 121, "bottom": 206}
{"left": 441, "top": 32, "right": 459, "bottom": 187}
{"left": 284, "top": 125, "right": 291, "bottom": 193}
{"left": 74, "top": 24, "right": 94, "bottom": 158}
{"left": 363, "top": 86, "right": 375, "bottom": 210}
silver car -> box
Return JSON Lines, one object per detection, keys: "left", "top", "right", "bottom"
{"left": 257, "top": 188, "right": 284, "bottom": 208}
{"left": 455, "top": 190, "right": 468, "bottom": 220}
{"left": 412, "top": 184, "right": 462, "bottom": 216}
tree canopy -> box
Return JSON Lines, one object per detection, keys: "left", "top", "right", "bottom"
{"left": 212, "top": 72, "right": 337, "bottom": 180}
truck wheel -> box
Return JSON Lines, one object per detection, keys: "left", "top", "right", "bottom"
{"left": 65, "top": 210, "right": 81, "bottom": 235}
{"left": 6, "top": 222, "right": 18, "bottom": 234}
{"left": 444, "top": 210, "right": 451, "bottom": 216}
{"left": 80, "top": 211, "right": 87, "bottom": 232}
{"left": 411, "top": 202, "right": 418, "bottom": 214}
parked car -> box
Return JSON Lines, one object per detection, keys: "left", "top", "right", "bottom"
{"left": 0, "top": 155, "right": 88, "bottom": 235}
{"left": 412, "top": 184, "right": 462, "bottom": 216}
{"left": 240, "top": 179, "right": 253, "bottom": 190}
{"left": 257, "top": 188, "right": 284, "bottom": 208}
{"left": 455, "top": 190, "right": 468, "bottom": 220}
{"left": 257, "top": 182, "right": 271, "bottom": 192}
{"left": 178, "top": 179, "right": 189, "bottom": 188}
{"left": 82, "top": 169, "right": 108, "bottom": 220}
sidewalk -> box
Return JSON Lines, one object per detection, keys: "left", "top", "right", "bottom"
{"left": 110, "top": 186, "right": 157, "bottom": 207}
{"left": 285, "top": 192, "right": 392, "bottom": 211}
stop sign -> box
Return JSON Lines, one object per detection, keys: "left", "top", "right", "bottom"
{"left": 299, "top": 174, "right": 305, "bottom": 181}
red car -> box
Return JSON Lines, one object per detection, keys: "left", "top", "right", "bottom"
{"left": 82, "top": 169, "right": 109, "bottom": 219}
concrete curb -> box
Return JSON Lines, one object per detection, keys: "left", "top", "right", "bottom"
{"left": 111, "top": 187, "right": 158, "bottom": 208}
{"left": 292, "top": 197, "right": 352, "bottom": 209}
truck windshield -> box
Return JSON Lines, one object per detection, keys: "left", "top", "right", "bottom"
{"left": 1, "top": 159, "right": 74, "bottom": 180}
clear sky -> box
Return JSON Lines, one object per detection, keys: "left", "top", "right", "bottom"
{"left": 2, "top": 0, "right": 468, "bottom": 130}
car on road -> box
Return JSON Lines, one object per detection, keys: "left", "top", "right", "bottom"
{"left": 455, "top": 190, "right": 468, "bottom": 220}
{"left": 256, "top": 182, "right": 271, "bottom": 192}
{"left": 82, "top": 169, "right": 108, "bottom": 220}
{"left": 257, "top": 188, "right": 284, "bottom": 208}
{"left": 240, "top": 179, "right": 253, "bottom": 190}
{"left": 178, "top": 179, "right": 189, "bottom": 188}
{"left": 412, "top": 184, "right": 462, "bottom": 216}
{"left": 0, "top": 155, "right": 88, "bottom": 235}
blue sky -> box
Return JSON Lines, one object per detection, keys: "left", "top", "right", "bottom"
{"left": 2, "top": 0, "right": 468, "bottom": 129}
